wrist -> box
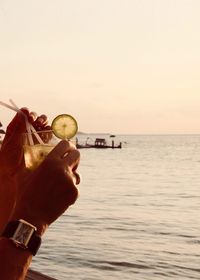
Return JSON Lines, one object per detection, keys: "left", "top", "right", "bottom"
{"left": 2, "top": 219, "right": 43, "bottom": 256}
{"left": 0, "top": 236, "right": 32, "bottom": 258}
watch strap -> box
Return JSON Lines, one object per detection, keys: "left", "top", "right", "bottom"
{"left": 2, "top": 220, "right": 41, "bottom": 256}
{"left": 2, "top": 220, "right": 19, "bottom": 237}
{"left": 29, "top": 232, "right": 42, "bottom": 256}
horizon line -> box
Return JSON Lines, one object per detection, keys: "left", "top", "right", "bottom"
{"left": 77, "top": 132, "right": 200, "bottom": 136}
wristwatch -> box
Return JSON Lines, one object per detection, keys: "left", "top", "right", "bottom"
{"left": 2, "top": 219, "right": 41, "bottom": 256}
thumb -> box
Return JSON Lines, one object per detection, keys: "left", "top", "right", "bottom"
{"left": 1, "top": 110, "right": 27, "bottom": 171}
{"left": 2, "top": 109, "right": 27, "bottom": 145}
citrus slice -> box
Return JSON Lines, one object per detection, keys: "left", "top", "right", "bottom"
{"left": 51, "top": 114, "right": 78, "bottom": 139}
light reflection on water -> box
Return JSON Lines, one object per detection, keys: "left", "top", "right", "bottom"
{"left": 31, "top": 135, "right": 200, "bottom": 279}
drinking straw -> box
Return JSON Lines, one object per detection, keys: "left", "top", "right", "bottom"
{"left": 0, "top": 101, "right": 19, "bottom": 112}
{"left": 9, "top": 99, "right": 45, "bottom": 145}
{"left": 0, "top": 100, "right": 45, "bottom": 145}
{"left": 9, "top": 99, "right": 34, "bottom": 145}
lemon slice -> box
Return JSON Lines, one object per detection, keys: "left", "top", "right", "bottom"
{"left": 51, "top": 114, "right": 78, "bottom": 139}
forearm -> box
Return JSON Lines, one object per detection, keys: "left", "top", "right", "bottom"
{"left": 0, "top": 173, "right": 17, "bottom": 232}
{"left": 0, "top": 213, "right": 48, "bottom": 280}
{"left": 0, "top": 237, "right": 32, "bottom": 280}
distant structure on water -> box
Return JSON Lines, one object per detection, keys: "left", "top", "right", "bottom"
{"left": 76, "top": 137, "right": 122, "bottom": 149}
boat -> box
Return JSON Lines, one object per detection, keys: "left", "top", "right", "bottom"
{"left": 76, "top": 138, "right": 122, "bottom": 149}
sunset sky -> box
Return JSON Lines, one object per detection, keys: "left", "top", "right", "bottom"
{"left": 1, "top": 0, "right": 200, "bottom": 134}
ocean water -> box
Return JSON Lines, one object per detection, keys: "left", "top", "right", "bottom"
{"left": 31, "top": 135, "right": 200, "bottom": 280}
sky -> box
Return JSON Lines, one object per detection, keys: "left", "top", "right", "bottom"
{"left": 1, "top": 0, "right": 200, "bottom": 134}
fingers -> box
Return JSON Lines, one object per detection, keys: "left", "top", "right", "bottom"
{"left": 0, "top": 109, "right": 29, "bottom": 171}
{"left": 20, "top": 108, "right": 36, "bottom": 123}
{"left": 73, "top": 171, "right": 81, "bottom": 185}
{"left": 63, "top": 149, "right": 81, "bottom": 185}
{"left": 47, "top": 140, "right": 76, "bottom": 160}
{"left": 1, "top": 109, "right": 27, "bottom": 149}
{"left": 29, "top": 111, "right": 37, "bottom": 122}
{"left": 5, "top": 110, "right": 26, "bottom": 135}
{"left": 45, "top": 141, "right": 81, "bottom": 186}
{"left": 31, "top": 114, "right": 52, "bottom": 143}
{"left": 38, "top": 125, "right": 52, "bottom": 143}
{"left": 63, "top": 149, "right": 80, "bottom": 170}
{"left": 33, "top": 115, "right": 48, "bottom": 129}
{"left": 21, "top": 109, "right": 47, "bottom": 126}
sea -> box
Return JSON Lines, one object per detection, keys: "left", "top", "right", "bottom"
{"left": 31, "top": 134, "right": 200, "bottom": 280}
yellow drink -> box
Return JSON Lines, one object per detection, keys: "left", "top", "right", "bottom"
{"left": 24, "top": 144, "right": 54, "bottom": 171}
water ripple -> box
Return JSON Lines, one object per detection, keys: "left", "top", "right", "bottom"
{"left": 90, "top": 260, "right": 151, "bottom": 270}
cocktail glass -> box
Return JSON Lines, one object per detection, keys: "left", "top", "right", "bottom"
{"left": 0, "top": 99, "right": 56, "bottom": 171}
{"left": 23, "top": 131, "right": 56, "bottom": 171}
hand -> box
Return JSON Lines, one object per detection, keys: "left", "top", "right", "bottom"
{"left": 12, "top": 140, "right": 80, "bottom": 235}
{"left": 0, "top": 109, "right": 52, "bottom": 231}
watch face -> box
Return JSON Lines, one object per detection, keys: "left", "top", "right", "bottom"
{"left": 13, "top": 222, "right": 35, "bottom": 247}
